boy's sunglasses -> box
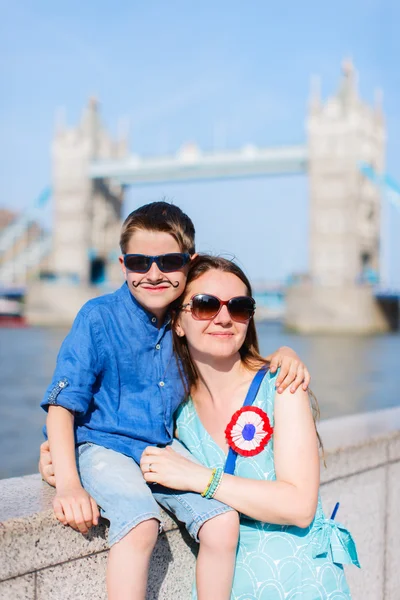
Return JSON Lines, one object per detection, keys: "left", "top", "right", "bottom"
{"left": 180, "top": 294, "right": 256, "bottom": 323}
{"left": 123, "top": 253, "right": 190, "bottom": 273}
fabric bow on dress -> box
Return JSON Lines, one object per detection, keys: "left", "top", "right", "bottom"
{"left": 311, "top": 518, "right": 361, "bottom": 567}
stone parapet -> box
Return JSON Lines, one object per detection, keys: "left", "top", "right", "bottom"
{"left": 1, "top": 407, "right": 400, "bottom": 600}
{"left": 285, "top": 284, "right": 389, "bottom": 333}
{"left": 25, "top": 281, "right": 117, "bottom": 326}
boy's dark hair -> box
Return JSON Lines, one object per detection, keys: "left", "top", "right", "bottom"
{"left": 120, "top": 201, "right": 196, "bottom": 255}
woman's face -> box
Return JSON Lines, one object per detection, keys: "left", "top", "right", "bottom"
{"left": 176, "top": 269, "right": 251, "bottom": 362}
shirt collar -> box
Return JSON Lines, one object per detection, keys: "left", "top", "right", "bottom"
{"left": 119, "top": 282, "right": 171, "bottom": 330}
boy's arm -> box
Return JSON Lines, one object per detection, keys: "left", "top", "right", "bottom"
{"left": 40, "top": 308, "right": 103, "bottom": 533}
{"left": 265, "top": 346, "right": 310, "bottom": 394}
{"left": 47, "top": 406, "right": 80, "bottom": 489}
{"left": 47, "top": 405, "right": 99, "bottom": 534}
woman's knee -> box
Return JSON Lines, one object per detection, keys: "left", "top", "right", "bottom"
{"left": 198, "top": 510, "right": 239, "bottom": 551}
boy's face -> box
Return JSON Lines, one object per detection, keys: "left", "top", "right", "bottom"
{"left": 119, "top": 229, "right": 190, "bottom": 322}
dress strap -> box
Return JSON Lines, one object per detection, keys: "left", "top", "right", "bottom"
{"left": 224, "top": 365, "right": 269, "bottom": 475}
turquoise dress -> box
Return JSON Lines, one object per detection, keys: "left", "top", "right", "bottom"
{"left": 175, "top": 370, "right": 360, "bottom": 600}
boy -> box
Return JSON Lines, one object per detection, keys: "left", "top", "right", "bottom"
{"left": 40, "top": 201, "right": 309, "bottom": 600}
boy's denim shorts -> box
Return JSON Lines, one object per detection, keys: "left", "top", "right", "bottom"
{"left": 76, "top": 439, "right": 232, "bottom": 546}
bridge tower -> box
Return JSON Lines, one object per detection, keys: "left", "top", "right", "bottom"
{"left": 286, "top": 61, "right": 389, "bottom": 332}
{"left": 26, "top": 100, "right": 128, "bottom": 325}
{"left": 52, "top": 98, "right": 127, "bottom": 285}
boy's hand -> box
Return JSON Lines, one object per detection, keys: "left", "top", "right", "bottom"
{"left": 39, "top": 441, "right": 56, "bottom": 487}
{"left": 265, "top": 346, "right": 310, "bottom": 394}
{"left": 53, "top": 484, "right": 100, "bottom": 534}
{"left": 40, "top": 441, "right": 100, "bottom": 533}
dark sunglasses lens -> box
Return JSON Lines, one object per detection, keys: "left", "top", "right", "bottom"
{"left": 228, "top": 297, "right": 255, "bottom": 322}
{"left": 125, "top": 255, "right": 151, "bottom": 272}
{"left": 192, "top": 295, "right": 221, "bottom": 319}
{"left": 158, "top": 254, "right": 186, "bottom": 272}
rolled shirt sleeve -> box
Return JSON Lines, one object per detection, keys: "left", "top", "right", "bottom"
{"left": 41, "top": 306, "right": 103, "bottom": 415}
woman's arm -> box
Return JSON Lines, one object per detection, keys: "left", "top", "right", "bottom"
{"left": 213, "top": 387, "right": 320, "bottom": 527}
{"left": 141, "top": 387, "right": 320, "bottom": 528}
{"left": 39, "top": 440, "right": 56, "bottom": 486}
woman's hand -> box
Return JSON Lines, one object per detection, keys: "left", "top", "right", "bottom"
{"left": 265, "top": 346, "right": 311, "bottom": 394}
{"left": 39, "top": 440, "right": 56, "bottom": 487}
{"left": 140, "top": 445, "right": 210, "bottom": 493}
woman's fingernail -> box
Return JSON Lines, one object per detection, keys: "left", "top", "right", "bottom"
{"left": 278, "top": 387, "right": 283, "bottom": 393}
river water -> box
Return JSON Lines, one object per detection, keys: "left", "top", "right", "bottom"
{"left": 1, "top": 322, "right": 399, "bottom": 480}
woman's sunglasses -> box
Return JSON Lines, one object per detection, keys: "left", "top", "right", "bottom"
{"left": 123, "top": 253, "right": 190, "bottom": 273}
{"left": 180, "top": 294, "right": 256, "bottom": 323}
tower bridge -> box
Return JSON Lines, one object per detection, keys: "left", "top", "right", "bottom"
{"left": 88, "top": 144, "right": 308, "bottom": 185}
{"left": 1, "top": 61, "right": 399, "bottom": 331}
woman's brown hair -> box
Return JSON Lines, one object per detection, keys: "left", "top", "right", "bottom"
{"left": 171, "top": 254, "right": 323, "bottom": 452}
{"left": 172, "top": 255, "right": 264, "bottom": 393}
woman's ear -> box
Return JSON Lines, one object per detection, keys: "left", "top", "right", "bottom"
{"left": 175, "top": 322, "right": 185, "bottom": 338}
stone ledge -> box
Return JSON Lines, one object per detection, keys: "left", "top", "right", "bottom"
{"left": 0, "top": 531, "right": 198, "bottom": 600}
{"left": 318, "top": 405, "right": 400, "bottom": 451}
{"left": 1, "top": 407, "right": 400, "bottom": 598}
{"left": 318, "top": 407, "right": 400, "bottom": 484}
{"left": 0, "top": 573, "right": 35, "bottom": 600}
{"left": 320, "top": 436, "right": 393, "bottom": 484}
{"left": 0, "top": 475, "right": 179, "bottom": 581}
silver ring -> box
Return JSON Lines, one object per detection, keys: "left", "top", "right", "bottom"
{"left": 148, "top": 463, "right": 153, "bottom": 472}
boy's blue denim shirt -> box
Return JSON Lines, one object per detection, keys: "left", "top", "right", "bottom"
{"left": 41, "top": 282, "right": 186, "bottom": 464}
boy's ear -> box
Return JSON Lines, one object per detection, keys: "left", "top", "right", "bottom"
{"left": 190, "top": 253, "right": 198, "bottom": 261}
{"left": 119, "top": 255, "right": 127, "bottom": 278}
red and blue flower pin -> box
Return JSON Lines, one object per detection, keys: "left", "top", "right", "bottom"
{"left": 225, "top": 406, "right": 273, "bottom": 457}
{"left": 225, "top": 406, "right": 341, "bottom": 521}
{"left": 224, "top": 403, "right": 341, "bottom": 522}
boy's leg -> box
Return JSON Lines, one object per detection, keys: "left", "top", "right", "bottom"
{"left": 76, "top": 443, "right": 162, "bottom": 600}
{"left": 107, "top": 519, "right": 159, "bottom": 600}
{"left": 152, "top": 439, "right": 240, "bottom": 600}
{"left": 196, "top": 512, "right": 239, "bottom": 600}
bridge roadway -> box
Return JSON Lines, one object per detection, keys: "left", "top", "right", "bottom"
{"left": 89, "top": 144, "right": 308, "bottom": 186}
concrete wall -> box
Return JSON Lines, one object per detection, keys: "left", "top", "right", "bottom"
{"left": 1, "top": 407, "right": 400, "bottom": 600}
{"left": 26, "top": 282, "right": 113, "bottom": 327}
{"left": 285, "top": 284, "right": 389, "bottom": 333}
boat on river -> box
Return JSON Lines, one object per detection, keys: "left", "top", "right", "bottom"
{"left": 0, "top": 287, "right": 27, "bottom": 327}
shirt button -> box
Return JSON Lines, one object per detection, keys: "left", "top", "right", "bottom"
{"left": 159, "top": 381, "right": 165, "bottom": 387}
{"left": 151, "top": 317, "right": 157, "bottom": 323}
{"left": 155, "top": 344, "right": 161, "bottom": 350}
{"left": 59, "top": 381, "right": 66, "bottom": 388}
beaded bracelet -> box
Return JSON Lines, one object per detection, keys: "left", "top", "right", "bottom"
{"left": 204, "top": 467, "right": 223, "bottom": 499}
{"left": 201, "top": 468, "right": 217, "bottom": 498}
{"left": 209, "top": 469, "right": 223, "bottom": 499}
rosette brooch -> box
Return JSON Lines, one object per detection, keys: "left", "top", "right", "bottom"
{"left": 225, "top": 406, "right": 273, "bottom": 457}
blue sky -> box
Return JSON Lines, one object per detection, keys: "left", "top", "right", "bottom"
{"left": 1, "top": 0, "right": 399, "bottom": 284}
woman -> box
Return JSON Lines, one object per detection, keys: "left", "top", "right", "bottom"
{"left": 141, "top": 255, "right": 360, "bottom": 599}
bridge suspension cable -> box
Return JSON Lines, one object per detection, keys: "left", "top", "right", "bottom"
{"left": 360, "top": 163, "right": 400, "bottom": 293}
{"left": 0, "top": 187, "right": 52, "bottom": 286}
